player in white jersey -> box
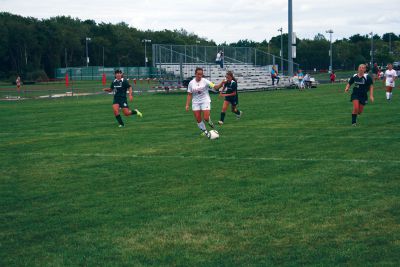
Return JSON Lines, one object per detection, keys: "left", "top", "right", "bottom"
{"left": 185, "top": 67, "right": 222, "bottom": 138}
{"left": 384, "top": 63, "right": 397, "bottom": 101}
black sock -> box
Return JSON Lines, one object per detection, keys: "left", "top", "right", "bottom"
{"left": 220, "top": 112, "right": 226, "bottom": 122}
{"left": 233, "top": 109, "right": 240, "bottom": 115}
{"left": 116, "top": 115, "right": 124, "bottom": 126}
{"left": 352, "top": 114, "right": 357, "bottom": 124}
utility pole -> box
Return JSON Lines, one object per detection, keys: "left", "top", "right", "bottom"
{"left": 85, "top": 37, "right": 91, "bottom": 67}
{"left": 288, "top": 0, "right": 293, "bottom": 76}
{"left": 326, "top": 29, "right": 333, "bottom": 72}
{"left": 142, "top": 39, "right": 152, "bottom": 67}
{"left": 369, "top": 32, "right": 374, "bottom": 67}
{"left": 278, "top": 27, "right": 283, "bottom": 74}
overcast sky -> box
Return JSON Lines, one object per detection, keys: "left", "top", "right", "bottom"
{"left": 1, "top": 0, "right": 399, "bottom": 43}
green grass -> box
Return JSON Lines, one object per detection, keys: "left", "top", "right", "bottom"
{"left": 0, "top": 79, "right": 161, "bottom": 99}
{"left": 1, "top": 83, "right": 399, "bottom": 266}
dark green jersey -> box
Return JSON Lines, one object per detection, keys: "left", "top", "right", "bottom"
{"left": 223, "top": 80, "right": 238, "bottom": 104}
{"left": 110, "top": 78, "right": 131, "bottom": 98}
{"left": 348, "top": 74, "right": 373, "bottom": 95}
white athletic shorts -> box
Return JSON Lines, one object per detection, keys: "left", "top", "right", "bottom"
{"left": 192, "top": 101, "right": 211, "bottom": 111}
{"left": 385, "top": 80, "right": 395, "bottom": 87}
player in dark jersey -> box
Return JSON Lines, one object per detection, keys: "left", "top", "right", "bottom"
{"left": 103, "top": 69, "right": 142, "bottom": 127}
{"left": 214, "top": 71, "right": 243, "bottom": 125}
{"left": 345, "top": 64, "right": 374, "bottom": 126}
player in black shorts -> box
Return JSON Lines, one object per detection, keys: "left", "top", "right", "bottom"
{"left": 103, "top": 69, "right": 142, "bottom": 127}
{"left": 214, "top": 71, "right": 242, "bottom": 125}
{"left": 345, "top": 64, "right": 374, "bottom": 126}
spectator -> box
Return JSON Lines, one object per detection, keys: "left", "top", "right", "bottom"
{"left": 373, "top": 63, "right": 379, "bottom": 81}
{"left": 270, "top": 65, "right": 280, "bottom": 86}
{"left": 215, "top": 50, "right": 224, "bottom": 69}
{"left": 330, "top": 71, "right": 336, "bottom": 83}
{"left": 303, "top": 73, "right": 312, "bottom": 88}
{"left": 16, "top": 75, "right": 21, "bottom": 97}
{"left": 297, "top": 69, "right": 304, "bottom": 89}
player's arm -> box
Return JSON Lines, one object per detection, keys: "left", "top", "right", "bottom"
{"left": 369, "top": 84, "right": 374, "bottom": 102}
{"left": 185, "top": 93, "right": 192, "bottom": 111}
{"left": 345, "top": 77, "right": 353, "bottom": 92}
{"left": 213, "top": 80, "right": 225, "bottom": 91}
{"left": 104, "top": 82, "right": 114, "bottom": 92}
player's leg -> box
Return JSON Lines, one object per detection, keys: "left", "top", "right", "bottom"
{"left": 351, "top": 100, "right": 360, "bottom": 125}
{"left": 231, "top": 99, "right": 242, "bottom": 119}
{"left": 122, "top": 108, "right": 143, "bottom": 118}
{"left": 200, "top": 102, "right": 214, "bottom": 128}
{"left": 219, "top": 101, "right": 229, "bottom": 125}
{"left": 193, "top": 110, "right": 209, "bottom": 137}
{"left": 386, "top": 86, "right": 393, "bottom": 100}
{"left": 113, "top": 104, "right": 124, "bottom": 127}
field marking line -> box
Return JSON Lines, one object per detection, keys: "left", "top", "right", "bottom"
{"left": 21, "top": 152, "right": 400, "bottom": 164}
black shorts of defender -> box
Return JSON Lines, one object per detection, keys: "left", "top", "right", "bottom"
{"left": 350, "top": 93, "right": 368, "bottom": 105}
{"left": 225, "top": 96, "right": 239, "bottom": 106}
{"left": 113, "top": 97, "right": 129, "bottom": 109}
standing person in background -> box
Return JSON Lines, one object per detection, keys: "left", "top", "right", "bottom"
{"left": 16, "top": 76, "right": 21, "bottom": 98}
{"left": 373, "top": 63, "right": 379, "bottom": 81}
{"left": 297, "top": 69, "right": 304, "bottom": 89}
{"left": 383, "top": 63, "right": 397, "bottom": 101}
{"left": 186, "top": 67, "right": 221, "bottom": 138}
{"left": 214, "top": 71, "right": 243, "bottom": 125}
{"left": 215, "top": 50, "right": 224, "bottom": 69}
{"left": 103, "top": 69, "right": 143, "bottom": 128}
{"left": 345, "top": 64, "right": 374, "bottom": 126}
{"left": 330, "top": 71, "right": 336, "bottom": 83}
{"left": 271, "top": 65, "right": 280, "bottom": 86}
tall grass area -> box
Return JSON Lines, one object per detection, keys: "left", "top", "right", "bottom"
{"left": 1, "top": 83, "right": 399, "bottom": 266}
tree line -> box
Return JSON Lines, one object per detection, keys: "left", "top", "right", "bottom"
{"left": 1, "top": 12, "right": 399, "bottom": 81}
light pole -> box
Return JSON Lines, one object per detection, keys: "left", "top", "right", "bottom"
{"left": 196, "top": 40, "right": 200, "bottom": 62}
{"left": 288, "top": 0, "right": 293, "bottom": 76}
{"left": 326, "top": 29, "right": 333, "bottom": 72}
{"left": 369, "top": 32, "right": 374, "bottom": 67}
{"left": 278, "top": 27, "right": 283, "bottom": 74}
{"left": 85, "top": 37, "right": 91, "bottom": 67}
{"left": 142, "top": 39, "right": 151, "bottom": 67}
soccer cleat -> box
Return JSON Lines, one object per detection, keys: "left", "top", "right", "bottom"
{"left": 208, "top": 121, "right": 215, "bottom": 128}
{"left": 218, "top": 120, "right": 224, "bottom": 125}
{"left": 236, "top": 111, "right": 243, "bottom": 119}
{"left": 135, "top": 109, "right": 143, "bottom": 118}
{"left": 118, "top": 124, "right": 125, "bottom": 128}
{"left": 352, "top": 123, "right": 357, "bottom": 127}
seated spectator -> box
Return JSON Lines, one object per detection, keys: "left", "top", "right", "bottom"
{"left": 270, "top": 65, "right": 280, "bottom": 86}
{"left": 303, "top": 73, "right": 312, "bottom": 88}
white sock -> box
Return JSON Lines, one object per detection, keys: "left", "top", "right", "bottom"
{"left": 197, "top": 121, "right": 206, "bottom": 132}
{"left": 386, "top": 92, "right": 390, "bottom": 100}
{"left": 390, "top": 92, "right": 393, "bottom": 99}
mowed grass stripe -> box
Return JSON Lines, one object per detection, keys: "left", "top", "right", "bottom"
{"left": 20, "top": 152, "right": 400, "bottom": 164}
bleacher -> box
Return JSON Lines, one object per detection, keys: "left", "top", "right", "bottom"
{"left": 159, "top": 63, "right": 294, "bottom": 92}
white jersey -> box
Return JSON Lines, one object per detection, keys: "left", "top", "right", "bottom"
{"left": 385, "top": 69, "right": 397, "bottom": 86}
{"left": 187, "top": 78, "right": 214, "bottom": 104}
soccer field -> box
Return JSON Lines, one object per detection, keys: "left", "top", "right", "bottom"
{"left": 1, "top": 84, "right": 399, "bottom": 266}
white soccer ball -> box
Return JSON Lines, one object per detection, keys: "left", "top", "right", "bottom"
{"left": 209, "top": 130, "right": 219, "bottom": 140}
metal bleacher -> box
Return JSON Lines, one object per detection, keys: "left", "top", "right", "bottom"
{"left": 152, "top": 44, "right": 298, "bottom": 91}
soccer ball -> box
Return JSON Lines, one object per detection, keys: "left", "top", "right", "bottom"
{"left": 209, "top": 130, "right": 219, "bottom": 140}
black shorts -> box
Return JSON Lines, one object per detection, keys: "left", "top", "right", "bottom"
{"left": 350, "top": 94, "right": 368, "bottom": 105}
{"left": 113, "top": 97, "right": 129, "bottom": 108}
{"left": 225, "top": 96, "right": 238, "bottom": 106}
